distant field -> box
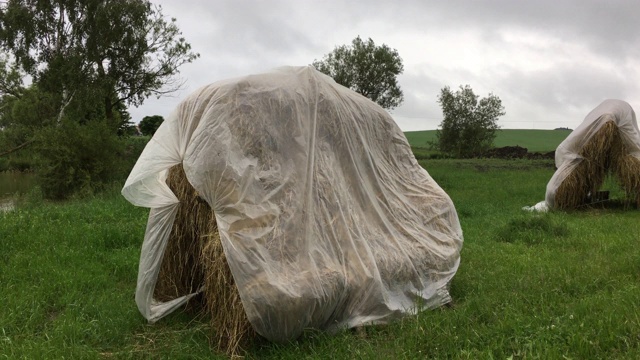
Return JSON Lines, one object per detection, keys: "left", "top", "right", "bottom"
{"left": 405, "top": 129, "right": 572, "bottom": 153}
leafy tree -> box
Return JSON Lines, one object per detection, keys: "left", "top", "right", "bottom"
{"left": 0, "top": 56, "right": 23, "bottom": 99}
{"left": 0, "top": 0, "right": 198, "bottom": 198}
{"left": 0, "top": 56, "right": 29, "bottom": 155}
{"left": 119, "top": 120, "right": 139, "bottom": 137}
{"left": 138, "top": 115, "right": 164, "bottom": 136}
{"left": 37, "top": 118, "right": 125, "bottom": 199}
{"left": 115, "top": 103, "right": 137, "bottom": 136}
{"left": 432, "top": 85, "right": 505, "bottom": 158}
{"left": 0, "top": 85, "right": 57, "bottom": 158}
{"left": 313, "top": 36, "right": 404, "bottom": 110}
{"left": 0, "top": 0, "right": 199, "bottom": 129}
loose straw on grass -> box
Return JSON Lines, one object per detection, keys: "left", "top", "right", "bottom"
{"left": 154, "top": 166, "right": 208, "bottom": 302}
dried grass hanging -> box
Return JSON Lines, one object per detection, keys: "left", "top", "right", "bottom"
{"left": 155, "top": 165, "right": 255, "bottom": 357}
{"left": 554, "top": 121, "right": 640, "bottom": 209}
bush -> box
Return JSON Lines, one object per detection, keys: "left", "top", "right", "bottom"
{"left": 428, "top": 152, "right": 453, "bottom": 160}
{"left": 138, "top": 115, "right": 164, "bottom": 136}
{"left": 410, "top": 147, "right": 432, "bottom": 160}
{"left": 36, "top": 119, "right": 125, "bottom": 200}
{"left": 7, "top": 158, "right": 33, "bottom": 172}
{"left": 432, "top": 85, "right": 505, "bottom": 158}
{"left": 116, "top": 135, "right": 149, "bottom": 180}
{"left": 14, "top": 185, "right": 44, "bottom": 209}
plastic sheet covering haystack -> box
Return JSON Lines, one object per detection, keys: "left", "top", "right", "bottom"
{"left": 540, "top": 99, "right": 640, "bottom": 210}
{"left": 122, "top": 66, "right": 463, "bottom": 342}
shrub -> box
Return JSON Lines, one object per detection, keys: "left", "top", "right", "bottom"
{"left": 432, "top": 85, "right": 505, "bottom": 158}
{"left": 0, "top": 158, "right": 8, "bottom": 172}
{"left": 36, "top": 119, "right": 125, "bottom": 200}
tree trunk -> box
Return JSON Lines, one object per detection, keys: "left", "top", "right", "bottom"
{"left": 105, "top": 95, "right": 114, "bottom": 124}
{"left": 95, "top": 57, "right": 117, "bottom": 128}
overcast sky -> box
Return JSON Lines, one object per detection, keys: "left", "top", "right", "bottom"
{"left": 128, "top": 0, "right": 640, "bottom": 132}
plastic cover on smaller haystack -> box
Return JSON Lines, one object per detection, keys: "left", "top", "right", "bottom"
{"left": 526, "top": 99, "right": 640, "bottom": 211}
{"left": 122, "top": 66, "right": 463, "bottom": 342}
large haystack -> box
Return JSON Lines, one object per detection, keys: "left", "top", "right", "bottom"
{"left": 545, "top": 99, "right": 640, "bottom": 210}
{"left": 122, "top": 66, "right": 463, "bottom": 357}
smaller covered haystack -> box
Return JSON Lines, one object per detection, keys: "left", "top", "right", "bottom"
{"left": 545, "top": 99, "right": 640, "bottom": 210}
{"left": 122, "top": 66, "right": 463, "bottom": 357}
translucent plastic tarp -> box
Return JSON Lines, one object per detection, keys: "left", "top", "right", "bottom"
{"left": 122, "top": 66, "right": 463, "bottom": 341}
{"left": 526, "top": 99, "right": 640, "bottom": 211}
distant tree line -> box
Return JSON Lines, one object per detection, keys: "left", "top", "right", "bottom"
{"left": 2, "top": 16, "right": 510, "bottom": 201}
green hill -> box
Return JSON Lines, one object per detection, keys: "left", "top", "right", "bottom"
{"left": 404, "top": 129, "right": 572, "bottom": 153}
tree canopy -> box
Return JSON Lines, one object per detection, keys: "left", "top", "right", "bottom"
{"left": 432, "top": 85, "right": 505, "bottom": 158}
{"left": 138, "top": 115, "right": 164, "bottom": 136}
{"left": 312, "top": 36, "right": 404, "bottom": 110}
{"left": 0, "top": 56, "right": 23, "bottom": 98}
{"left": 0, "top": 0, "right": 199, "bottom": 127}
{"left": 0, "top": 0, "right": 198, "bottom": 198}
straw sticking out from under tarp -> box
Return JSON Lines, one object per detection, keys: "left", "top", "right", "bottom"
{"left": 156, "top": 165, "right": 255, "bottom": 357}
{"left": 554, "top": 121, "right": 640, "bottom": 209}
{"left": 612, "top": 141, "right": 640, "bottom": 207}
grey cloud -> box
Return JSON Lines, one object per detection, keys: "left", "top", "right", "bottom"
{"left": 130, "top": 0, "right": 640, "bottom": 131}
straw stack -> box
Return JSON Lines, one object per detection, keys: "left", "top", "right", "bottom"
{"left": 156, "top": 165, "right": 254, "bottom": 357}
{"left": 612, "top": 137, "right": 640, "bottom": 207}
{"left": 554, "top": 121, "right": 640, "bottom": 209}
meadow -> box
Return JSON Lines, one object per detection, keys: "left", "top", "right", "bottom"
{"left": 2, "top": 154, "right": 639, "bottom": 358}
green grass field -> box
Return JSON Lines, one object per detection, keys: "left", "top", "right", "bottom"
{"left": 405, "top": 129, "right": 572, "bottom": 153}
{"left": 2, "top": 159, "right": 639, "bottom": 359}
